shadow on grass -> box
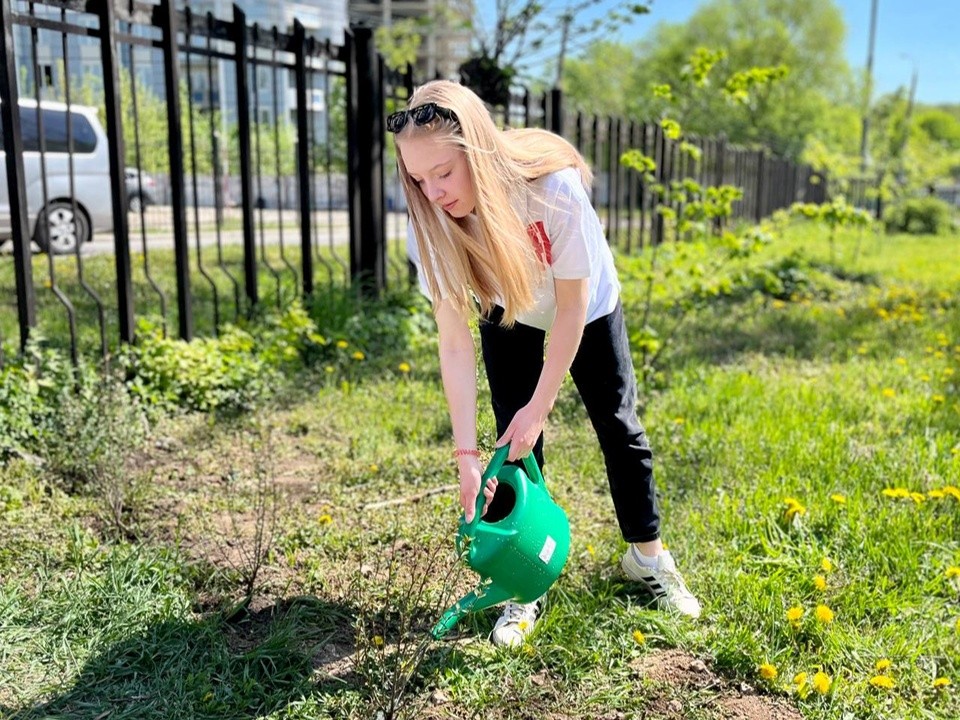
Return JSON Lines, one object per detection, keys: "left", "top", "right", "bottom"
{"left": 1, "top": 596, "right": 353, "bottom": 720}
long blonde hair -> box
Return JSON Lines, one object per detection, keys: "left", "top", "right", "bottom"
{"left": 394, "top": 80, "right": 593, "bottom": 325}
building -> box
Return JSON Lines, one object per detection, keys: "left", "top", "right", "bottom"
{"left": 348, "top": 0, "right": 473, "bottom": 80}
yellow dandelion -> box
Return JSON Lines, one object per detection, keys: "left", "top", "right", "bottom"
{"left": 870, "top": 675, "right": 895, "bottom": 689}
{"left": 794, "top": 672, "right": 808, "bottom": 688}
{"left": 857, "top": 344, "right": 868, "bottom": 355}
{"left": 945, "top": 486, "right": 960, "bottom": 499}
{"left": 910, "top": 492, "right": 926, "bottom": 504}
{"left": 945, "top": 567, "right": 960, "bottom": 579}
{"left": 882, "top": 388, "right": 896, "bottom": 398}
{"left": 956, "top": 618, "right": 960, "bottom": 633}
{"left": 398, "top": 362, "right": 411, "bottom": 373}
{"left": 786, "top": 606, "right": 805, "bottom": 623}
{"left": 895, "top": 357, "right": 907, "bottom": 366}
{"left": 815, "top": 605, "right": 835, "bottom": 624}
{"left": 632, "top": 630, "right": 646, "bottom": 645}
{"left": 830, "top": 493, "right": 847, "bottom": 504}
{"left": 586, "top": 544, "right": 596, "bottom": 557}
{"left": 821, "top": 557, "right": 834, "bottom": 573}
{"left": 933, "top": 677, "right": 951, "bottom": 689}
{"left": 352, "top": 351, "right": 365, "bottom": 361}
{"left": 784, "top": 497, "right": 806, "bottom": 520}
{"left": 324, "top": 365, "right": 335, "bottom": 374}
{"left": 759, "top": 663, "right": 778, "bottom": 680}
{"left": 336, "top": 340, "right": 348, "bottom": 349}
{"left": 875, "top": 658, "right": 891, "bottom": 672}
{"left": 882, "top": 487, "right": 911, "bottom": 499}
{"left": 318, "top": 514, "right": 333, "bottom": 525}
{"left": 813, "top": 575, "right": 827, "bottom": 591}
{"left": 920, "top": 374, "right": 931, "bottom": 382}
{"left": 523, "top": 644, "right": 536, "bottom": 657}
{"left": 372, "top": 635, "right": 385, "bottom": 647}
{"left": 812, "top": 671, "right": 832, "bottom": 694}
{"left": 673, "top": 417, "right": 685, "bottom": 425}
{"left": 929, "top": 489, "right": 946, "bottom": 499}
{"left": 932, "top": 395, "right": 946, "bottom": 404}
{"left": 772, "top": 299, "right": 786, "bottom": 309}
{"left": 369, "top": 464, "right": 379, "bottom": 473}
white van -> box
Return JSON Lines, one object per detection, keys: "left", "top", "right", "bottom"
{"left": 0, "top": 99, "right": 114, "bottom": 254}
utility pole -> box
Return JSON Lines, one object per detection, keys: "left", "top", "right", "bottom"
{"left": 859, "top": 0, "right": 879, "bottom": 173}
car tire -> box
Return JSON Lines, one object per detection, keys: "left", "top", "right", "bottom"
{"left": 33, "top": 200, "right": 90, "bottom": 255}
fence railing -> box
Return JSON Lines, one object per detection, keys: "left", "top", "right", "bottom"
{"left": 1, "top": 0, "right": 845, "bottom": 367}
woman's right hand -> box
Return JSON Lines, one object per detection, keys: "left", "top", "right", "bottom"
{"left": 458, "top": 455, "right": 498, "bottom": 523}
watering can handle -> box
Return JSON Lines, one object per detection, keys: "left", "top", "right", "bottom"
{"left": 464, "top": 443, "right": 546, "bottom": 537}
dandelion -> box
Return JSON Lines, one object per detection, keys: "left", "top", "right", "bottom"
{"left": 920, "top": 373, "right": 931, "bottom": 382}
{"left": 945, "top": 486, "right": 960, "bottom": 499}
{"left": 882, "top": 487, "right": 911, "bottom": 499}
{"left": 870, "top": 675, "right": 895, "bottom": 689}
{"left": 793, "top": 672, "right": 808, "bottom": 688}
{"left": 324, "top": 365, "right": 335, "bottom": 374}
{"left": 821, "top": 557, "right": 834, "bottom": 573}
{"left": 372, "top": 635, "right": 385, "bottom": 647}
{"left": 815, "top": 605, "right": 835, "bottom": 624}
{"left": 318, "top": 514, "right": 333, "bottom": 525}
{"left": 369, "top": 464, "right": 379, "bottom": 473}
{"left": 772, "top": 300, "right": 786, "bottom": 309}
{"left": 956, "top": 618, "right": 960, "bottom": 634}
{"left": 933, "top": 677, "right": 951, "bottom": 689}
{"left": 336, "top": 340, "right": 349, "bottom": 349}
{"left": 523, "top": 644, "right": 536, "bottom": 657}
{"left": 856, "top": 344, "right": 868, "bottom": 355}
{"left": 784, "top": 497, "right": 806, "bottom": 520}
{"left": 882, "top": 388, "right": 896, "bottom": 398}
{"left": 586, "top": 544, "right": 596, "bottom": 557}
{"left": 875, "top": 659, "right": 891, "bottom": 672}
{"left": 812, "top": 671, "right": 832, "bottom": 694}
{"left": 632, "top": 630, "right": 646, "bottom": 645}
{"left": 946, "top": 567, "right": 960, "bottom": 579}
{"left": 813, "top": 575, "right": 827, "bottom": 591}
{"left": 929, "top": 489, "right": 946, "bottom": 499}
{"left": 398, "top": 362, "right": 411, "bottom": 373}
{"left": 830, "top": 493, "right": 847, "bottom": 504}
{"left": 352, "top": 351, "right": 365, "bottom": 361}
{"left": 910, "top": 492, "right": 926, "bottom": 504}
{"left": 932, "top": 395, "right": 946, "bottom": 404}
{"left": 786, "top": 606, "right": 804, "bottom": 624}
{"left": 673, "top": 417, "right": 685, "bottom": 425}
{"left": 895, "top": 357, "right": 907, "bottom": 366}
{"left": 759, "top": 663, "right": 778, "bottom": 680}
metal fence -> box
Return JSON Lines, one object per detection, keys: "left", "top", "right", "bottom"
{"left": 1, "top": 0, "right": 838, "bottom": 367}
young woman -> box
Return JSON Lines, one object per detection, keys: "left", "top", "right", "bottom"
{"left": 388, "top": 80, "right": 700, "bottom": 647}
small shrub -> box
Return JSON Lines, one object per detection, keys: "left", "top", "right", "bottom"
{"left": 883, "top": 196, "right": 955, "bottom": 235}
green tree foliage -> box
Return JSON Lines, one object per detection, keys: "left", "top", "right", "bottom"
{"left": 567, "top": 0, "right": 853, "bottom": 160}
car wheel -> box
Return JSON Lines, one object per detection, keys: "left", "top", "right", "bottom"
{"left": 34, "top": 201, "right": 90, "bottom": 255}
{"left": 128, "top": 194, "right": 144, "bottom": 214}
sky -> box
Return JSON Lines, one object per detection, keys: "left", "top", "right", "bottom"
{"left": 476, "top": 0, "right": 959, "bottom": 105}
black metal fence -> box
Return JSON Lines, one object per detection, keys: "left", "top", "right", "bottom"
{"left": 1, "top": 0, "right": 835, "bottom": 367}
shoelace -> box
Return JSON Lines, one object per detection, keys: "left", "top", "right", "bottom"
{"left": 502, "top": 602, "right": 537, "bottom": 624}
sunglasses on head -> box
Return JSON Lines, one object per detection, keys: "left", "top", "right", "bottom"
{"left": 386, "top": 102, "right": 459, "bottom": 134}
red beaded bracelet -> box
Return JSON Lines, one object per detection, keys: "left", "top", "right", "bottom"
{"left": 452, "top": 448, "right": 481, "bottom": 459}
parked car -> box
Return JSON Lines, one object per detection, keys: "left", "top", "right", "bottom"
{"left": 0, "top": 99, "right": 114, "bottom": 254}
{"left": 124, "top": 167, "right": 156, "bottom": 213}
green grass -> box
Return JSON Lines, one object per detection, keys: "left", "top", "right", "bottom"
{"left": 1, "top": 220, "right": 959, "bottom": 719}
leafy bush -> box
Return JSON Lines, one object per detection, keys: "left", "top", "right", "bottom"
{"left": 883, "top": 196, "right": 955, "bottom": 235}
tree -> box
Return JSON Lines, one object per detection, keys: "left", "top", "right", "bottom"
{"left": 566, "top": 0, "right": 854, "bottom": 159}
{"left": 461, "top": 0, "right": 650, "bottom": 105}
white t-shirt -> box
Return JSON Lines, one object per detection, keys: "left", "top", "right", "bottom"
{"left": 407, "top": 166, "right": 620, "bottom": 331}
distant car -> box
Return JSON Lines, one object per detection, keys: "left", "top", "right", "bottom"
{"left": 0, "top": 99, "right": 114, "bottom": 254}
{"left": 124, "top": 167, "right": 156, "bottom": 213}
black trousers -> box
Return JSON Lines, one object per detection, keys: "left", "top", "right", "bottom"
{"left": 479, "top": 300, "right": 661, "bottom": 543}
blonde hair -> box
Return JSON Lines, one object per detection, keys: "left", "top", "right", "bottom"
{"left": 394, "top": 80, "right": 593, "bottom": 325}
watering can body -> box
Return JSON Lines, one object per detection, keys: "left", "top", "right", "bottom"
{"left": 431, "top": 445, "right": 571, "bottom": 639}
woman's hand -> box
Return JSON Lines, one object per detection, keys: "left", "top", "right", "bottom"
{"left": 458, "top": 455, "right": 498, "bottom": 523}
{"left": 497, "top": 401, "right": 548, "bottom": 461}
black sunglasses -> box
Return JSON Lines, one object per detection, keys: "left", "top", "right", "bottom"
{"left": 386, "top": 102, "right": 459, "bottom": 133}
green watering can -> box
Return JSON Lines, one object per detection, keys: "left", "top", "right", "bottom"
{"left": 430, "top": 444, "right": 571, "bottom": 639}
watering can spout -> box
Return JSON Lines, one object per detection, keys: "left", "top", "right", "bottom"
{"left": 430, "top": 584, "right": 514, "bottom": 640}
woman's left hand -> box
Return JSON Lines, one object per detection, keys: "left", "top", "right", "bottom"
{"left": 497, "top": 401, "right": 548, "bottom": 461}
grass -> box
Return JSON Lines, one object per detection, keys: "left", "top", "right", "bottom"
{"left": 1, "top": 219, "right": 959, "bottom": 719}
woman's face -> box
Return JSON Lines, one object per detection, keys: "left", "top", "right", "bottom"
{"left": 398, "top": 135, "right": 476, "bottom": 218}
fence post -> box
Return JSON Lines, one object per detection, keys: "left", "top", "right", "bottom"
{"left": 0, "top": 0, "right": 35, "bottom": 351}
{"left": 293, "top": 20, "right": 313, "bottom": 297}
{"left": 97, "top": 0, "right": 134, "bottom": 344}
{"left": 754, "top": 150, "right": 766, "bottom": 222}
{"left": 233, "top": 4, "right": 257, "bottom": 310}
{"left": 549, "top": 87, "right": 563, "bottom": 135}
{"left": 159, "top": 0, "right": 193, "bottom": 340}
{"left": 344, "top": 26, "right": 385, "bottom": 297}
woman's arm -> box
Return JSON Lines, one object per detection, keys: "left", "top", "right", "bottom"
{"left": 435, "top": 299, "right": 496, "bottom": 522}
{"left": 498, "top": 277, "right": 590, "bottom": 461}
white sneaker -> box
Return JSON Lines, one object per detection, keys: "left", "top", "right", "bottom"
{"left": 621, "top": 547, "right": 702, "bottom": 619}
{"left": 490, "top": 599, "right": 540, "bottom": 647}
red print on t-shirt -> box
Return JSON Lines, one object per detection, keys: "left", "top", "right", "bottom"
{"left": 527, "top": 221, "right": 552, "bottom": 265}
